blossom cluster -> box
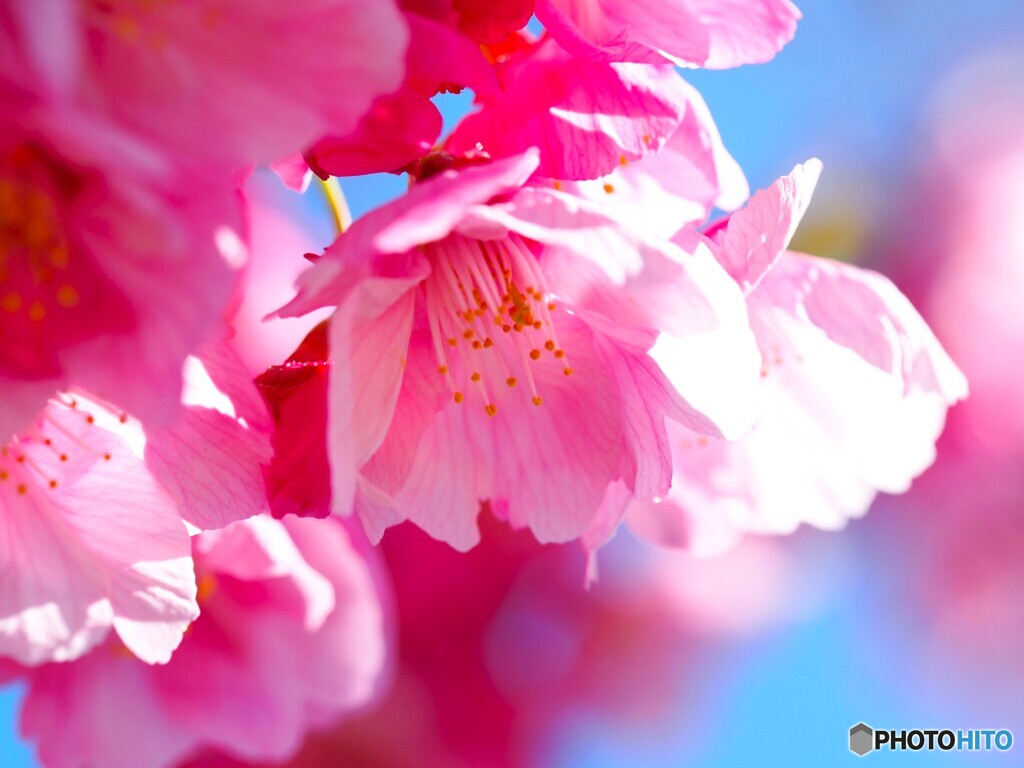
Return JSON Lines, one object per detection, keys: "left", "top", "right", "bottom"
{"left": 0, "top": 1, "right": 964, "bottom": 765}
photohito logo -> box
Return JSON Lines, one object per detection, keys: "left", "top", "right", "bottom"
{"left": 849, "top": 723, "right": 1013, "bottom": 757}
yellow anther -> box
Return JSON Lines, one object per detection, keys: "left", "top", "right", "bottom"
{"left": 485, "top": 404, "right": 498, "bottom": 417}
{"left": 532, "top": 396, "right": 543, "bottom": 406}
{"left": 56, "top": 284, "right": 79, "bottom": 308}
{"left": 544, "top": 340, "right": 555, "bottom": 351}
{"left": 437, "top": 365, "right": 449, "bottom": 375}
{"left": 196, "top": 573, "right": 218, "bottom": 603}
{"left": 1, "top": 293, "right": 22, "bottom": 312}
{"left": 470, "top": 372, "right": 481, "bottom": 383}
{"left": 563, "top": 367, "right": 573, "bottom": 376}
{"left": 27, "top": 301, "right": 46, "bottom": 321}
{"left": 529, "top": 349, "right": 541, "bottom": 360}
{"left": 603, "top": 183, "right": 615, "bottom": 194}
{"left": 453, "top": 392, "right": 464, "bottom": 404}
{"left": 554, "top": 349, "right": 565, "bottom": 359}
{"left": 506, "top": 377, "right": 517, "bottom": 387}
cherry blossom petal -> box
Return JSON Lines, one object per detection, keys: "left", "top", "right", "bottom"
{"left": 0, "top": 404, "right": 196, "bottom": 665}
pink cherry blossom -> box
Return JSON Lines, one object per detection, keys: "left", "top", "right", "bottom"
{"left": 16, "top": 515, "right": 391, "bottom": 768}
{"left": 535, "top": 0, "right": 801, "bottom": 69}
{"left": 629, "top": 163, "right": 967, "bottom": 554}
{"left": 278, "top": 149, "right": 760, "bottom": 552}
{"left": 1, "top": 0, "right": 410, "bottom": 169}
{"left": 0, "top": 396, "right": 197, "bottom": 666}
{"left": 445, "top": 36, "right": 693, "bottom": 180}
{"left": 0, "top": 102, "right": 244, "bottom": 437}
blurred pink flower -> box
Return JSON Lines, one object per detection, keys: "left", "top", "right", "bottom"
{"left": 144, "top": 344, "right": 275, "bottom": 532}
{"left": 535, "top": 0, "right": 800, "bottom": 68}
{"left": 445, "top": 36, "right": 693, "bottom": 180}
{"left": 1, "top": 0, "right": 410, "bottom": 169}
{"left": 0, "top": 397, "right": 197, "bottom": 666}
{"left": 629, "top": 162, "right": 967, "bottom": 554}
{"left": 879, "top": 58, "right": 1024, "bottom": 697}
{"left": 276, "top": 149, "right": 760, "bottom": 553}
{"left": 16, "top": 515, "right": 391, "bottom": 768}
{"left": 0, "top": 103, "right": 244, "bottom": 436}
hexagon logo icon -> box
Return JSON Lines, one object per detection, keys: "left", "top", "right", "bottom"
{"left": 850, "top": 723, "right": 874, "bottom": 756}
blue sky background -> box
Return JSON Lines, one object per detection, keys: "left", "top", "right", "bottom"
{"left": 3, "top": 1, "right": 1022, "bottom": 765}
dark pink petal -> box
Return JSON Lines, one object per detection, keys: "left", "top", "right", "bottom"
{"left": 7, "top": 0, "right": 411, "bottom": 168}
{"left": 446, "top": 39, "right": 689, "bottom": 180}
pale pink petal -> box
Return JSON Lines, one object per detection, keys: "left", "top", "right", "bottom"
{"left": 552, "top": 81, "right": 748, "bottom": 236}
{"left": 22, "top": 652, "right": 201, "bottom": 768}
{"left": 306, "top": 88, "right": 443, "bottom": 178}
{"left": 0, "top": 404, "right": 197, "bottom": 665}
{"left": 355, "top": 328, "right": 449, "bottom": 543}
{"left": 536, "top": 0, "right": 800, "bottom": 69}
{"left": 402, "top": 0, "right": 534, "bottom": 44}
{"left": 630, "top": 252, "right": 966, "bottom": 553}
{"left": 144, "top": 348, "right": 273, "bottom": 532}
{"left": 708, "top": 158, "right": 822, "bottom": 294}
{"left": 255, "top": 326, "right": 334, "bottom": 521}
{"left": 446, "top": 39, "right": 689, "bottom": 180}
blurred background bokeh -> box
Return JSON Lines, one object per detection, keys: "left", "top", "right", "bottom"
{"left": 3, "top": 1, "right": 1023, "bottom": 764}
